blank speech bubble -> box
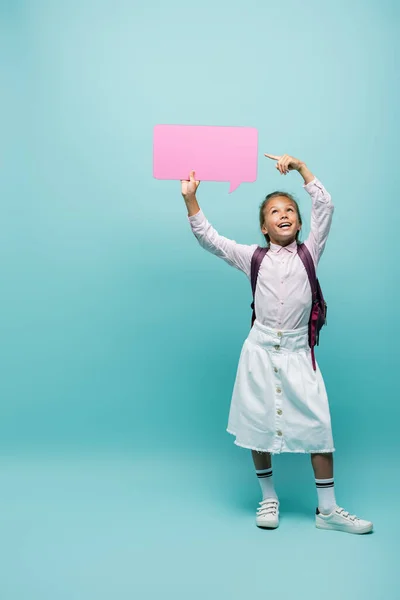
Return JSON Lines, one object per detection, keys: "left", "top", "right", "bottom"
{"left": 153, "top": 124, "right": 258, "bottom": 193}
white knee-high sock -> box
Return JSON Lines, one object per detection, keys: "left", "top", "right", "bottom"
{"left": 256, "top": 468, "right": 278, "bottom": 500}
{"left": 315, "top": 478, "right": 336, "bottom": 514}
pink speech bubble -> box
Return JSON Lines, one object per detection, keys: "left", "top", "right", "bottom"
{"left": 153, "top": 124, "right": 258, "bottom": 193}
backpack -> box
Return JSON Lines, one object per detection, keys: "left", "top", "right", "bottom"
{"left": 250, "top": 244, "right": 327, "bottom": 371}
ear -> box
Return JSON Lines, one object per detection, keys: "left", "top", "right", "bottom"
{"left": 261, "top": 224, "right": 268, "bottom": 235}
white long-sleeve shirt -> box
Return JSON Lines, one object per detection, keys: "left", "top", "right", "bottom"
{"left": 188, "top": 178, "right": 334, "bottom": 330}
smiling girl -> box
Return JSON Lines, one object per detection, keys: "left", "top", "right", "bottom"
{"left": 181, "top": 154, "right": 373, "bottom": 534}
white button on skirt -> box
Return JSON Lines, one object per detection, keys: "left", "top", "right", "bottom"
{"left": 227, "top": 320, "right": 335, "bottom": 454}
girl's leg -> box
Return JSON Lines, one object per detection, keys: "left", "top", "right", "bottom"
{"left": 251, "top": 450, "right": 272, "bottom": 471}
{"left": 251, "top": 450, "right": 277, "bottom": 500}
{"left": 311, "top": 452, "right": 336, "bottom": 514}
{"left": 311, "top": 452, "right": 333, "bottom": 478}
{"left": 311, "top": 452, "right": 373, "bottom": 532}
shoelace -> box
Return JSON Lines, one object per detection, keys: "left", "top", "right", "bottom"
{"left": 336, "top": 507, "right": 360, "bottom": 522}
{"left": 257, "top": 499, "right": 278, "bottom": 516}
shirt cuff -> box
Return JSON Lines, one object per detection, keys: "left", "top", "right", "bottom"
{"left": 187, "top": 208, "right": 205, "bottom": 225}
{"left": 303, "top": 177, "right": 318, "bottom": 190}
{"left": 303, "top": 178, "right": 333, "bottom": 206}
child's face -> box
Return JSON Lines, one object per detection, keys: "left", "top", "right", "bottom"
{"left": 261, "top": 196, "right": 301, "bottom": 246}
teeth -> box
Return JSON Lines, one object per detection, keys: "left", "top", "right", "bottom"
{"left": 279, "top": 223, "right": 290, "bottom": 228}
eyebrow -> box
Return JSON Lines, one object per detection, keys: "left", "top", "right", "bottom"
{"left": 268, "top": 204, "right": 295, "bottom": 211}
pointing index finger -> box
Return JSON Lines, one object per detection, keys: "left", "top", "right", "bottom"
{"left": 264, "top": 153, "right": 281, "bottom": 160}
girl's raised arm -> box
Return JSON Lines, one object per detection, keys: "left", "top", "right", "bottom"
{"left": 264, "top": 153, "right": 315, "bottom": 185}
{"left": 264, "top": 154, "right": 334, "bottom": 264}
{"left": 181, "top": 171, "right": 256, "bottom": 277}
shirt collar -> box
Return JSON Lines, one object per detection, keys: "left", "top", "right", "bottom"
{"left": 269, "top": 240, "right": 298, "bottom": 254}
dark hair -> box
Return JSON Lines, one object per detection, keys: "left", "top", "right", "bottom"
{"left": 259, "top": 191, "right": 303, "bottom": 245}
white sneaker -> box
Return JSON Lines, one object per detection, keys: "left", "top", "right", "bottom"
{"left": 256, "top": 498, "right": 279, "bottom": 529}
{"left": 316, "top": 506, "right": 373, "bottom": 534}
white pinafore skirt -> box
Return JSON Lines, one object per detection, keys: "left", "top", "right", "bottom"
{"left": 227, "top": 320, "right": 335, "bottom": 454}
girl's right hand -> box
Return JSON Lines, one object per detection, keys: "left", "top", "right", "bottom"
{"left": 181, "top": 170, "right": 200, "bottom": 201}
{"left": 264, "top": 153, "right": 305, "bottom": 175}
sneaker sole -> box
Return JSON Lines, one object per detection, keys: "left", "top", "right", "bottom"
{"left": 316, "top": 520, "right": 373, "bottom": 534}
{"left": 256, "top": 521, "right": 279, "bottom": 529}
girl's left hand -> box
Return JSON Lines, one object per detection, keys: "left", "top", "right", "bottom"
{"left": 264, "top": 153, "right": 305, "bottom": 175}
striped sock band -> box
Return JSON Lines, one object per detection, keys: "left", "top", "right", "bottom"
{"left": 315, "top": 478, "right": 336, "bottom": 514}
{"left": 256, "top": 468, "right": 277, "bottom": 500}
{"left": 256, "top": 468, "right": 273, "bottom": 479}
{"left": 316, "top": 477, "right": 334, "bottom": 489}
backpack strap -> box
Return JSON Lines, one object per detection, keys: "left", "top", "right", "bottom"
{"left": 296, "top": 243, "right": 317, "bottom": 301}
{"left": 250, "top": 246, "right": 268, "bottom": 326}
{"left": 297, "top": 243, "right": 319, "bottom": 370}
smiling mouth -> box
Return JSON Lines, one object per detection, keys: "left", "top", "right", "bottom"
{"left": 278, "top": 223, "right": 292, "bottom": 229}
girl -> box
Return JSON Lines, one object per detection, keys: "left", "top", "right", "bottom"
{"left": 181, "top": 154, "right": 373, "bottom": 534}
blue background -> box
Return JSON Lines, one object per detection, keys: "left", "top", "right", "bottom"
{"left": 0, "top": 0, "right": 399, "bottom": 598}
